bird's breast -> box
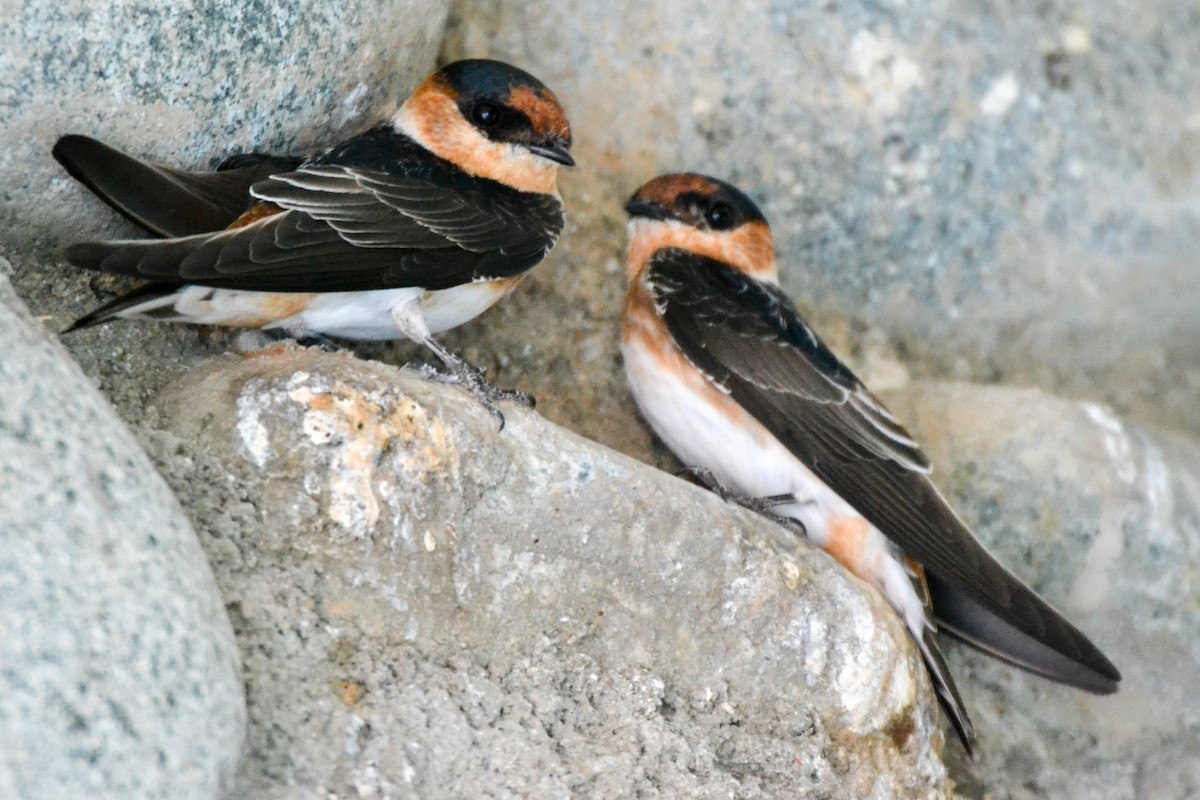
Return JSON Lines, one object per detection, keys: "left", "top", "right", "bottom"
{"left": 622, "top": 282, "right": 797, "bottom": 497}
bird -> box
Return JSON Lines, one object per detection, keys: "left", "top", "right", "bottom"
{"left": 620, "top": 172, "right": 1121, "bottom": 755}
{"left": 52, "top": 58, "right": 575, "bottom": 422}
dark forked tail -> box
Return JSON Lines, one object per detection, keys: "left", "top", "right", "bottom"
{"left": 917, "top": 626, "right": 976, "bottom": 758}
{"left": 61, "top": 283, "right": 181, "bottom": 333}
{"left": 52, "top": 135, "right": 299, "bottom": 238}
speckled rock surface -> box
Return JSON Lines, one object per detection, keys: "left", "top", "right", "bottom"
{"left": 145, "top": 348, "right": 949, "bottom": 799}
{"left": 442, "top": 0, "right": 1200, "bottom": 441}
{"left": 0, "top": 264, "right": 244, "bottom": 799}
{"left": 881, "top": 382, "right": 1200, "bottom": 800}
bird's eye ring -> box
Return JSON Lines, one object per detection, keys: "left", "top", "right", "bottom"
{"left": 471, "top": 101, "right": 501, "bottom": 127}
{"left": 705, "top": 201, "right": 735, "bottom": 230}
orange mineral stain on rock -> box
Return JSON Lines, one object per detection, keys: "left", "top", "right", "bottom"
{"left": 282, "top": 376, "right": 460, "bottom": 536}
{"left": 337, "top": 679, "right": 365, "bottom": 708}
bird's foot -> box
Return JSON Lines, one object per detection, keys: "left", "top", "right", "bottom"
{"left": 256, "top": 328, "right": 347, "bottom": 353}
{"left": 677, "top": 466, "right": 807, "bottom": 536}
{"left": 293, "top": 333, "right": 346, "bottom": 353}
{"left": 415, "top": 359, "right": 535, "bottom": 431}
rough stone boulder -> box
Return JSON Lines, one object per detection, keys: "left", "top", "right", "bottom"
{"left": 1, "top": 0, "right": 449, "bottom": 252}
{"left": 146, "top": 348, "right": 951, "bottom": 799}
{"left": 0, "top": 268, "right": 244, "bottom": 799}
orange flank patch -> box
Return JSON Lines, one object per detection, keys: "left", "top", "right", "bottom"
{"left": 823, "top": 515, "right": 871, "bottom": 573}
{"left": 228, "top": 202, "right": 283, "bottom": 229}
{"left": 625, "top": 219, "right": 777, "bottom": 282}
{"left": 395, "top": 79, "right": 559, "bottom": 196}
{"left": 621, "top": 278, "right": 665, "bottom": 348}
{"left": 507, "top": 85, "right": 571, "bottom": 144}
{"left": 222, "top": 292, "right": 317, "bottom": 328}
{"left": 422, "top": 274, "right": 523, "bottom": 307}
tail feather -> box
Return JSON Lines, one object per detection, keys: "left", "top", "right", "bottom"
{"left": 917, "top": 625, "right": 977, "bottom": 758}
{"left": 903, "top": 557, "right": 976, "bottom": 756}
{"left": 929, "top": 574, "right": 1119, "bottom": 694}
{"left": 63, "top": 284, "right": 181, "bottom": 332}
{"left": 52, "top": 134, "right": 299, "bottom": 237}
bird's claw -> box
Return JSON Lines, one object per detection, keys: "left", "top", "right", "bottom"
{"left": 415, "top": 360, "right": 535, "bottom": 431}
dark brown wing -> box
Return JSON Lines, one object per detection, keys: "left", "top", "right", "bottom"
{"left": 61, "top": 126, "right": 563, "bottom": 293}
{"left": 53, "top": 135, "right": 300, "bottom": 237}
{"left": 646, "top": 248, "right": 1120, "bottom": 693}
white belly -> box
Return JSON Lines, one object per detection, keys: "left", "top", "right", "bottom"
{"left": 623, "top": 336, "right": 801, "bottom": 498}
{"left": 278, "top": 287, "right": 425, "bottom": 340}
{"left": 418, "top": 277, "right": 524, "bottom": 334}
{"left": 162, "top": 278, "right": 522, "bottom": 341}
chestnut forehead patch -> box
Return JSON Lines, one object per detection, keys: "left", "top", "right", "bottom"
{"left": 507, "top": 85, "right": 571, "bottom": 140}
{"left": 630, "top": 173, "right": 768, "bottom": 228}
{"left": 633, "top": 174, "right": 719, "bottom": 207}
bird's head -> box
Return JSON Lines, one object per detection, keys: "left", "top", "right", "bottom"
{"left": 395, "top": 59, "right": 573, "bottom": 195}
{"left": 624, "top": 173, "right": 777, "bottom": 282}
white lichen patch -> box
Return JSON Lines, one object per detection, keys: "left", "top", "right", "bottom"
{"left": 779, "top": 558, "right": 802, "bottom": 591}
{"left": 1069, "top": 515, "right": 1122, "bottom": 612}
{"left": 796, "top": 616, "right": 829, "bottom": 688}
{"left": 980, "top": 72, "right": 1020, "bottom": 117}
{"left": 236, "top": 388, "right": 273, "bottom": 467}
{"left": 836, "top": 583, "right": 917, "bottom": 737}
{"left": 238, "top": 370, "right": 460, "bottom": 537}
{"left": 1070, "top": 402, "right": 1137, "bottom": 610}
{"left": 1061, "top": 24, "right": 1094, "bottom": 54}
{"left": 1140, "top": 439, "right": 1174, "bottom": 539}
{"left": 338, "top": 81, "right": 374, "bottom": 127}
{"left": 1079, "top": 402, "right": 1136, "bottom": 484}
{"left": 845, "top": 30, "right": 924, "bottom": 117}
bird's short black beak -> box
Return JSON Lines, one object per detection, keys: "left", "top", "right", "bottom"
{"left": 624, "top": 198, "right": 668, "bottom": 220}
{"left": 527, "top": 141, "right": 575, "bottom": 167}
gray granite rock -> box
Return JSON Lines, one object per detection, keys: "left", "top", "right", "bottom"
{"left": 882, "top": 382, "right": 1200, "bottom": 800}
{"left": 443, "top": 0, "right": 1200, "bottom": 440}
{"left": 0, "top": 264, "right": 244, "bottom": 799}
{"left": 147, "top": 348, "right": 950, "bottom": 799}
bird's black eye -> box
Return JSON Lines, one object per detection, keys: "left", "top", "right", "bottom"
{"left": 705, "top": 201, "right": 736, "bottom": 230}
{"left": 471, "top": 101, "right": 501, "bottom": 127}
